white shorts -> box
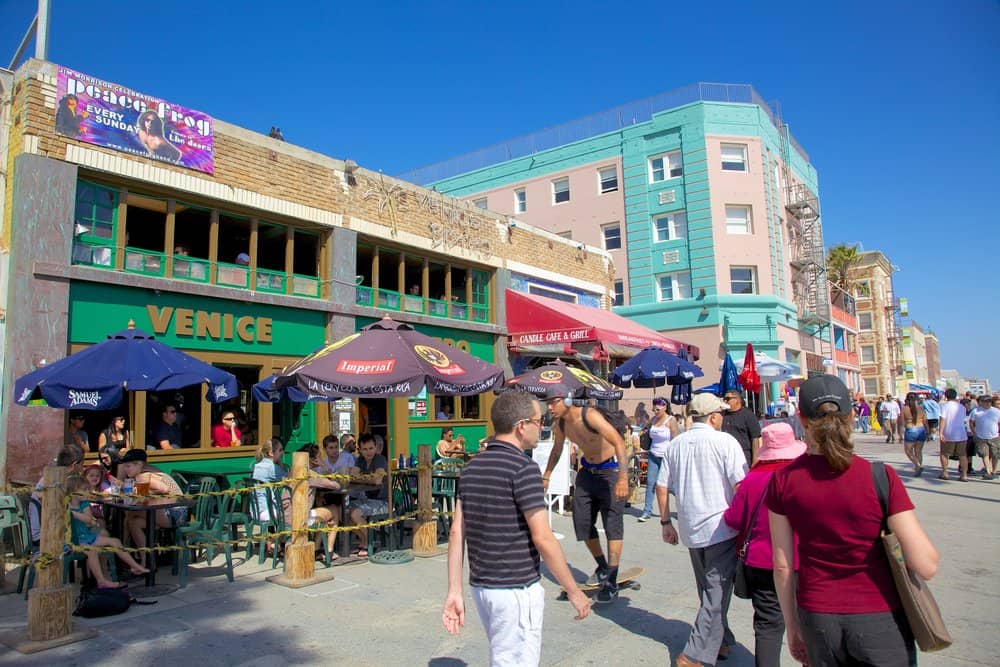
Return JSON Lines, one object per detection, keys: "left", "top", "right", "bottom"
{"left": 471, "top": 581, "right": 544, "bottom": 667}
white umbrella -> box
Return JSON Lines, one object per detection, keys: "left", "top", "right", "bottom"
{"left": 733, "top": 353, "right": 801, "bottom": 381}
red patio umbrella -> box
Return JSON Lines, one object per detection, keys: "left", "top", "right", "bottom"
{"left": 738, "top": 343, "right": 762, "bottom": 393}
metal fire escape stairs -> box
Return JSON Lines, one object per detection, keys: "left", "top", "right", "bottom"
{"left": 780, "top": 119, "right": 832, "bottom": 375}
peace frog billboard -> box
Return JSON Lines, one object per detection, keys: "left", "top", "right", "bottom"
{"left": 55, "top": 66, "right": 214, "bottom": 174}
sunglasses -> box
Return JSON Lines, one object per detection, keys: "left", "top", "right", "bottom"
{"left": 518, "top": 417, "right": 543, "bottom": 427}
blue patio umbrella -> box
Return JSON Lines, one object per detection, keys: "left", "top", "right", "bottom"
{"left": 670, "top": 347, "right": 698, "bottom": 405}
{"left": 252, "top": 373, "right": 337, "bottom": 403}
{"left": 609, "top": 346, "right": 703, "bottom": 390}
{"left": 694, "top": 383, "right": 721, "bottom": 395}
{"left": 14, "top": 324, "right": 238, "bottom": 410}
{"left": 719, "top": 352, "right": 740, "bottom": 396}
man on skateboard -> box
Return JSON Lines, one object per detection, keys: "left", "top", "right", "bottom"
{"left": 543, "top": 387, "right": 629, "bottom": 603}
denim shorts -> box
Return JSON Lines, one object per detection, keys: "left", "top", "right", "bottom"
{"left": 903, "top": 427, "right": 926, "bottom": 443}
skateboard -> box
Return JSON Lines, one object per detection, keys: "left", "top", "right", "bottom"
{"left": 557, "top": 566, "right": 644, "bottom": 600}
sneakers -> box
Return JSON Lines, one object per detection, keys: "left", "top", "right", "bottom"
{"left": 585, "top": 567, "right": 609, "bottom": 586}
{"left": 595, "top": 583, "right": 619, "bottom": 604}
{"left": 638, "top": 512, "right": 652, "bottom": 522}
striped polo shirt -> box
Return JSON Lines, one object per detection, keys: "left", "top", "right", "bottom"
{"left": 459, "top": 440, "right": 546, "bottom": 588}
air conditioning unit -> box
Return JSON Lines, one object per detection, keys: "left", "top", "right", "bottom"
{"left": 658, "top": 190, "right": 676, "bottom": 205}
{"left": 662, "top": 250, "right": 680, "bottom": 264}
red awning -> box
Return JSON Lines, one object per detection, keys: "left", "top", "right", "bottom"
{"left": 505, "top": 290, "right": 699, "bottom": 360}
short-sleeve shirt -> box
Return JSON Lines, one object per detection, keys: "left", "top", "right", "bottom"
{"left": 939, "top": 400, "right": 968, "bottom": 442}
{"left": 656, "top": 423, "right": 747, "bottom": 548}
{"left": 459, "top": 440, "right": 546, "bottom": 588}
{"left": 722, "top": 407, "right": 761, "bottom": 463}
{"left": 152, "top": 421, "right": 182, "bottom": 449}
{"left": 766, "top": 454, "right": 915, "bottom": 614}
{"left": 922, "top": 399, "right": 940, "bottom": 420}
{"left": 972, "top": 406, "right": 1000, "bottom": 439}
{"left": 356, "top": 454, "right": 388, "bottom": 500}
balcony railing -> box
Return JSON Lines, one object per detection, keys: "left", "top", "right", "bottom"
{"left": 355, "top": 287, "right": 489, "bottom": 324}
{"left": 834, "top": 348, "right": 859, "bottom": 367}
{"left": 830, "top": 304, "right": 858, "bottom": 329}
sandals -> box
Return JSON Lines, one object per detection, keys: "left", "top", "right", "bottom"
{"left": 350, "top": 548, "right": 369, "bottom": 558}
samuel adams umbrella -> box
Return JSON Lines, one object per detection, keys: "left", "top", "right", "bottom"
{"left": 14, "top": 323, "right": 238, "bottom": 410}
{"left": 505, "top": 359, "right": 623, "bottom": 401}
{"left": 273, "top": 316, "right": 504, "bottom": 398}
{"left": 609, "top": 345, "right": 703, "bottom": 389}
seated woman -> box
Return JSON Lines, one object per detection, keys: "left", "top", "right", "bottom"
{"left": 347, "top": 434, "right": 389, "bottom": 557}
{"left": 117, "top": 450, "right": 189, "bottom": 559}
{"left": 436, "top": 426, "right": 466, "bottom": 459}
{"left": 250, "top": 438, "right": 286, "bottom": 523}
{"left": 211, "top": 410, "right": 242, "bottom": 448}
{"left": 66, "top": 474, "right": 148, "bottom": 587}
{"left": 98, "top": 415, "right": 130, "bottom": 462}
{"left": 297, "top": 443, "right": 344, "bottom": 559}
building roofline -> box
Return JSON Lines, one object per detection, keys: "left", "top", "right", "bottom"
{"left": 399, "top": 82, "right": 810, "bottom": 185}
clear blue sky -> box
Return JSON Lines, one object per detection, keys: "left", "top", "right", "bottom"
{"left": 4, "top": 1, "right": 998, "bottom": 386}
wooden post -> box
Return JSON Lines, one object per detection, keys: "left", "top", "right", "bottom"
{"left": 412, "top": 445, "right": 442, "bottom": 557}
{"left": 27, "top": 466, "right": 71, "bottom": 641}
{"left": 265, "top": 453, "right": 335, "bottom": 588}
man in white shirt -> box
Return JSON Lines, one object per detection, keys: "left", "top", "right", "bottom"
{"left": 970, "top": 395, "right": 1000, "bottom": 480}
{"left": 880, "top": 394, "right": 901, "bottom": 443}
{"left": 656, "top": 393, "right": 748, "bottom": 667}
{"left": 937, "top": 388, "right": 969, "bottom": 481}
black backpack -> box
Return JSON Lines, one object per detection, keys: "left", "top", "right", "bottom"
{"left": 74, "top": 584, "right": 157, "bottom": 618}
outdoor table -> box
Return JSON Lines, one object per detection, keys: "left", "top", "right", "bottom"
{"left": 99, "top": 497, "right": 195, "bottom": 597}
{"left": 173, "top": 469, "right": 248, "bottom": 491}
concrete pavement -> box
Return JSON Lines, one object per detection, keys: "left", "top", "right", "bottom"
{"left": 1, "top": 432, "right": 996, "bottom": 666}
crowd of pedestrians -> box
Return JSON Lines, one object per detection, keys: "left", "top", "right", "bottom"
{"left": 443, "top": 375, "right": 942, "bottom": 666}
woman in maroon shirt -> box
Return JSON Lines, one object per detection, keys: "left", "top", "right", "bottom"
{"left": 767, "top": 375, "right": 939, "bottom": 666}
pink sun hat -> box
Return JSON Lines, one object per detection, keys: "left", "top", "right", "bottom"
{"left": 758, "top": 422, "right": 806, "bottom": 461}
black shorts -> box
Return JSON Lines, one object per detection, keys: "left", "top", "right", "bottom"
{"left": 927, "top": 419, "right": 939, "bottom": 429}
{"left": 572, "top": 467, "right": 625, "bottom": 541}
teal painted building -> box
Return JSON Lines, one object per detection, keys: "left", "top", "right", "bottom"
{"left": 403, "top": 83, "right": 830, "bottom": 387}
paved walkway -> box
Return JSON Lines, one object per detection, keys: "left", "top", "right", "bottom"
{"left": 1, "top": 432, "right": 996, "bottom": 666}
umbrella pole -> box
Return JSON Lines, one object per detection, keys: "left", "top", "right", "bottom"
{"left": 128, "top": 391, "right": 135, "bottom": 451}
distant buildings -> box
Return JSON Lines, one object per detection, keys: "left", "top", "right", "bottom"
{"left": 849, "top": 251, "right": 902, "bottom": 397}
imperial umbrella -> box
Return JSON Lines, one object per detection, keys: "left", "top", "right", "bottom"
{"left": 14, "top": 322, "right": 237, "bottom": 410}
{"left": 505, "top": 359, "right": 623, "bottom": 401}
{"left": 609, "top": 346, "right": 703, "bottom": 390}
{"left": 273, "top": 316, "right": 504, "bottom": 399}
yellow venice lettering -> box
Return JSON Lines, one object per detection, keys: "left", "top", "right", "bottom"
{"left": 146, "top": 305, "right": 272, "bottom": 343}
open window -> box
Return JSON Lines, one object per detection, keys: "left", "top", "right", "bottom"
{"left": 403, "top": 256, "right": 425, "bottom": 314}
{"left": 72, "top": 182, "right": 117, "bottom": 268}
{"left": 377, "top": 249, "right": 401, "bottom": 310}
{"left": 173, "top": 203, "right": 210, "bottom": 281}
{"left": 292, "top": 229, "right": 320, "bottom": 297}
{"left": 256, "top": 222, "right": 287, "bottom": 294}
{"left": 124, "top": 193, "right": 167, "bottom": 276}
{"left": 355, "top": 244, "right": 375, "bottom": 306}
{"left": 217, "top": 214, "right": 252, "bottom": 288}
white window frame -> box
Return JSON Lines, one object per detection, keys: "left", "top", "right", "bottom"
{"left": 648, "top": 151, "right": 683, "bottom": 183}
{"left": 472, "top": 197, "right": 488, "bottom": 210}
{"left": 729, "top": 265, "right": 757, "bottom": 295}
{"left": 725, "top": 205, "right": 752, "bottom": 235}
{"left": 858, "top": 312, "right": 873, "bottom": 330}
{"left": 514, "top": 188, "right": 526, "bottom": 213}
{"left": 863, "top": 377, "right": 879, "bottom": 395}
{"left": 656, "top": 271, "right": 690, "bottom": 302}
{"left": 601, "top": 223, "right": 622, "bottom": 251}
{"left": 861, "top": 345, "right": 876, "bottom": 363}
{"left": 552, "top": 177, "right": 570, "bottom": 205}
{"left": 721, "top": 143, "right": 748, "bottom": 172}
{"left": 598, "top": 166, "right": 618, "bottom": 194}
{"left": 653, "top": 211, "right": 687, "bottom": 243}
{"left": 613, "top": 279, "right": 624, "bottom": 307}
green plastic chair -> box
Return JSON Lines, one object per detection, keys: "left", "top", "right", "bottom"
{"left": 432, "top": 459, "right": 462, "bottom": 536}
{"left": 176, "top": 492, "right": 234, "bottom": 588}
{"left": 246, "top": 479, "right": 283, "bottom": 568}
{"left": 225, "top": 480, "right": 253, "bottom": 560}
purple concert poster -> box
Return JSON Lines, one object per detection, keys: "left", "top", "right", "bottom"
{"left": 55, "top": 66, "right": 214, "bottom": 174}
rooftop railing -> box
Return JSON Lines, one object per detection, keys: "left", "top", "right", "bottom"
{"left": 399, "top": 82, "right": 810, "bottom": 185}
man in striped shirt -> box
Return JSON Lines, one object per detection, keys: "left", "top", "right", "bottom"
{"left": 443, "top": 391, "right": 590, "bottom": 666}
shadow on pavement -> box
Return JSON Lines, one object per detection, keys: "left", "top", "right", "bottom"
{"left": 588, "top": 594, "right": 695, "bottom": 661}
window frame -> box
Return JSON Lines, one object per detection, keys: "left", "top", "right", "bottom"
{"left": 720, "top": 143, "right": 749, "bottom": 172}
{"left": 514, "top": 188, "right": 526, "bottom": 214}
{"left": 601, "top": 222, "right": 622, "bottom": 251}
{"left": 648, "top": 150, "right": 683, "bottom": 183}
{"left": 655, "top": 271, "right": 690, "bottom": 302}
{"left": 598, "top": 165, "right": 618, "bottom": 194}
{"left": 729, "top": 265, "right": 757, "bottom": 295}
{"left": 613, "top": 279, "right": 624, "bottom": 307}
{"left": 861, "top": 345, "right": 877, "bottom": 364}
{"left": 863, "top": 377, "right": 879, "bottom": 395}
{"left": 552, "top": 177, "right": 570, "bottom": 205}
{"left": 471, "top": 197, "right": 488, "bottom": 210}
{"left": 653, "top": 211, "right": 687, "bottom": 243}
{"left": 725, "top": 205, "right": 752, "bottom": 235}
{"left": 858, "top": 312, "right": 873, "bottom": 330}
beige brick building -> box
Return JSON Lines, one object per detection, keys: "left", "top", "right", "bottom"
{"left": 0, "top": 60, "right": 616, "bottom": 482}
{"left": 849, "top": 251, "right": 902, "bottom": 398}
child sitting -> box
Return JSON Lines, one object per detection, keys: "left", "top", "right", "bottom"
{"left": 67, "top": 475, "right": 149, "bottom": 587}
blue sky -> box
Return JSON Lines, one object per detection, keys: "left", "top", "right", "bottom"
{"left": 3, "top": 0, "right": 998, "bottom": 386}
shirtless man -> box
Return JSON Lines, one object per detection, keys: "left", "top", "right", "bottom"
{"left": 542, "top": 388, "right": 629, "bottom": 603}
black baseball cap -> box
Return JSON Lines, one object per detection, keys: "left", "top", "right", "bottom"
{"left": 798, "top": 374, "right": 852, "bottom": 418}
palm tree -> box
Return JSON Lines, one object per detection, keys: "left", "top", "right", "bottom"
{"left": 826, "top": 243, "right": 862, "bottom": 296}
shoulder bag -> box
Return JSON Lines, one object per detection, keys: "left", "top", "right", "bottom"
{"left": 871, "top": 462, "right": 952, "bottom": 652}
{"left": 733, "top": 490, "right": 767, "bottom": 600}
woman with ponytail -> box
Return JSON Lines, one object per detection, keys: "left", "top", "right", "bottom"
{"left": 902, "top": 392, "right": 929, "bottom": 477}
{"left": 766, "top": 375, "right": 939, "bottom": 666}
